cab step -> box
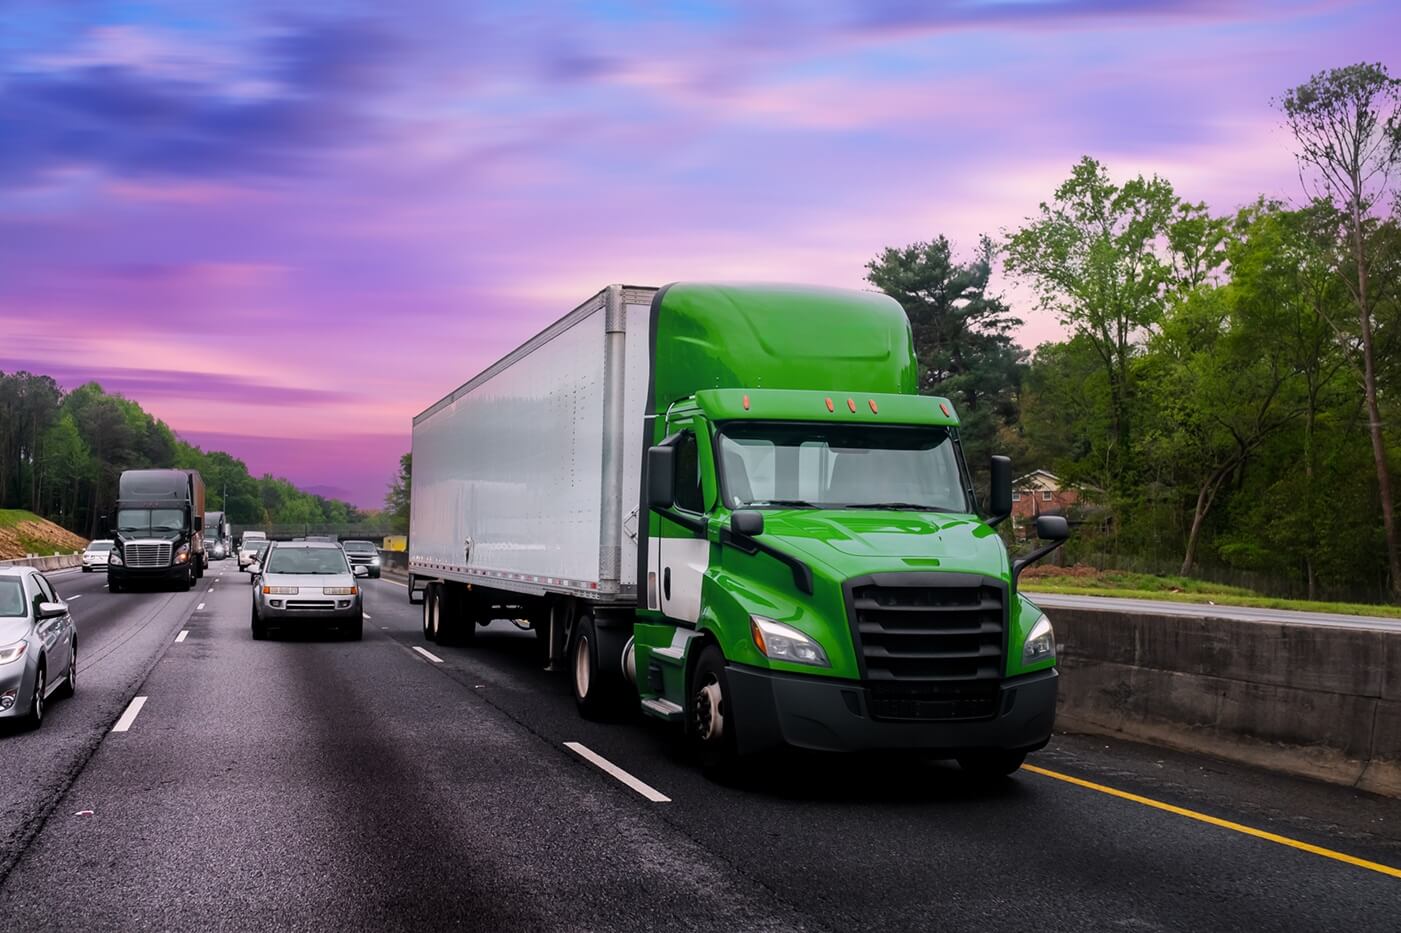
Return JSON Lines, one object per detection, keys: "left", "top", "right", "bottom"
{"left": 640, "top": 697, "right": 685, "bottom": 722}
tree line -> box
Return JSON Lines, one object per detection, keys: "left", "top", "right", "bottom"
{"left": 0, "top": 375, "right": 368, "bottom": 536}
{"left": 869, "top": 63, "right": 1401, "bottom": 601}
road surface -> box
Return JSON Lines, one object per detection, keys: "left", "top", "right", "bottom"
{"left": 0, "top": 563, "right": 1396, "bottom": 931}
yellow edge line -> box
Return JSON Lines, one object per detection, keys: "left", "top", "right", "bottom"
{"left": 1023, "top": 764, "right": 1401, "bottom": 880}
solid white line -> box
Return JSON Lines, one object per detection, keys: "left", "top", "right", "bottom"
{"left": 176, "top": 631, "right": 188, "bottom": 643}
{"left": 564, "top": 742, "right": 671, "bottom": 803}
{"left": 111, "top": 696, "right": 148, "bottom": 733}
{"left": 68, "top": 594, "right": 82, "bottom": 600}
{"left": 381, "top": 578, "right": 408, "bottom": 588}
{"left": 413, "top": 646, "right": 444, "bottom": 663}
{"left": 197, "top": 602, "right": 206, "bottom": 610}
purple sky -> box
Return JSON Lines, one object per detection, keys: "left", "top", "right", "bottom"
{"left": 1, "top": 1, "right": 1396, "bottom": 507}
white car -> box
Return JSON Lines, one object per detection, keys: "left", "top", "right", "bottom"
{"left": 238, "top": 532, "right": 268, "bottom": 570}
{"left": 81, "top": 540, "right": 114, "bottom": 572}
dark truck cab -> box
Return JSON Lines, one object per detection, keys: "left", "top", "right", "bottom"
{"left": 108, "top": 469, "right": 206, "bottom": 592}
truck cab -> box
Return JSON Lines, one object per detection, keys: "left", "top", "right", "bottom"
{"left": 630, "top": 284, "right": 1063, "bottom": 773}
{"left": 108, "top": 469, "right": 206, "bottom": 592}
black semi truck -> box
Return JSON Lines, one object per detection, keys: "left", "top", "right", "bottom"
{"left": 109, "top": 469, "right": 207, "bottom": 592}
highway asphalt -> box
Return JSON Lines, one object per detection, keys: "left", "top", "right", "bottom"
{"left": 0, "top": 563, "right": 1397, "bottom": 931}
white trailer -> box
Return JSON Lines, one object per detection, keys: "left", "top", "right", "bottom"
{"left": 409, "top": 285, "right": 657, "bottom": 607}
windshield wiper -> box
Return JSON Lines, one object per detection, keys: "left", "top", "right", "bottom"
{"left": 746, "top": 499, "right": 819, "bottom": 509}
{"left": 846, "top": 502, "right": 952, "bottom": 512}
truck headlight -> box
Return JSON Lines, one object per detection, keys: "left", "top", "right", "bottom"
{"left": 1023, "top": 614, "right": 1055, "bottom": 664}
{"left": 750, "top": 616, "right": 830, "bottom": 667}
{"left": 0, "top": 640, "right": 27, "bottom": 665}
{"left": 174, "top": 544, "right": 190, "bottom": 564}
{"left": 108, "top": 550, "right": 123, "bottom": 566}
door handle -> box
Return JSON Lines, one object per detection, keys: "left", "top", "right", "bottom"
{"left": 663, "top": 567, "right": 671, "bottom": 601}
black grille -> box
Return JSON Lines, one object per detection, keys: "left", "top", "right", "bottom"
{"left": 846, "top": 573, "right": 1006, "bottom": 688}
{"left": 868, "top": 681, "right": 1001, "bottom": 722}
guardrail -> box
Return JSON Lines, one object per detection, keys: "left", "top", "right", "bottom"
{"left": 1055, "top": 606, "right": 1401, "bottom": 798}
{"left": 0, "top": 554, "right": 82, "bottom": 571}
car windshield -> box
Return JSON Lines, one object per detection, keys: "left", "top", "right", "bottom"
{"left": 252, "top": 542, "right": 271, "bottom": 556}
{"left": 265, "top": 547, "right": 349, "bottom": 575}
{"left": 0, "top": 579, "right": 25, "bottom": 617}
{"left": 117, "top": 508, "right": 186, "bottom": 538}
{"left": 343, "top": 542, "right": 376, "bottom": 553}
{"left": 86, "top": 541, "right": 113, "bottom": 552}
{"left": 716, "top": 422, "right": 971, "bottom": 513}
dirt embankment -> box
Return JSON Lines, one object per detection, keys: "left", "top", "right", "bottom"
{"left": 0, "top": 512, "right": 88, "bottom": 560}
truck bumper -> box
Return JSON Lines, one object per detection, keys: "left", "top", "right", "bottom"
{"left": 725, "top": 664, "right": 1057, "bottom": 756}
{"left": 110, "top": 565, "right": 189, "bottom": 584}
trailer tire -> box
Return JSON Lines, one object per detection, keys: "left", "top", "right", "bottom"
{"left": 688, "top": 644, "right": 739, "bottom": 773}
{"left": 570, "top": 613, "right": 612, "bottom": 719}
{"left": 424, "top": 583, "right": 441, "bottom": 642}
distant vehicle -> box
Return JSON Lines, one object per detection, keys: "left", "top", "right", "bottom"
{"left": 0, "top": 567, "right": 77, "bottom": 730}
{"left": 249, "top": 541, "right": 367, "bottom": 640}
{"left": 108, "top": 469, "right": 206, "bottom": 592}
{"left": 408, "top": 283, "right": 1068, "bottom": 774}
{"left": 81, "top": 540, "right": 114, "bottom": 572}
{"left": 306, "top": 535, "right": 337, "bottom": 544}
{"left": 238, "top": 532, "right": 268, "bottom": 570}
{"left": 205, "top": 510, "right": 231, "bottom": 560}
{"left": 243, "top": 540, "right": 271, "bottom": 582}
{"left": 341, "top": 540, "right": 381, "bottom": 578}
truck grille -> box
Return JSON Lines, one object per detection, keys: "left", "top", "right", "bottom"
{"left": 124, "top": 543, "right": 172, "bottom": 568}
{"left": 846, "top": 572, "right": 1006, "bottom": 693}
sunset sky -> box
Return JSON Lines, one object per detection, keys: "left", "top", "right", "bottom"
{"left": 1, "top": 0, "right": 1396, "bottom": 507}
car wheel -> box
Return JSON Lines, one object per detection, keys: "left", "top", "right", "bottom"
{"left": 82, "top": 566, "right": 90, "bottom": 573}
{"left": 346, "top": 612, "right": 364, "bottom": 641}
{"left": 957, "top": 751, "right": 1027, "bottom": 778}
{"left": 23, "top": 664, "right": 45, "bottom": 731}
{"left": 56, "top": 644, "right": 76, "bottom": 699}
{"left": 109, "top": 579, "right": 123, "bottom": 593}
{"left": 251, "top": 605, "right": 268, "bottom": 641}
{"left": 688, "top": 644, "right": 739, "bottom": 773}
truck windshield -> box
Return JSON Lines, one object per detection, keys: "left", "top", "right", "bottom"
{"left": 716, "top": 422, "right": 970, "bottom": 513}
{"left": 117, "top": 508, "right": 186, "bottom": 538}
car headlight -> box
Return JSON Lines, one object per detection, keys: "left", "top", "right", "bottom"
{"left": 108, "top": 550, "right": 123, "bottom": 566}
{"left": 750, "top": 616, "right": 830, "bottom": 667}
{"left": 370, "top": 556, "right": 381, "bottom": 565}
{"left": 264, "top": 586, "right": 299, "bottom": 595}
{"left": 0, "top": 640, "right": 27, "bottom": 665}
{"left": 323, "top": 586, "right": 357, "bottom": 596}
{"left": 1023, "top": 614, "right": 1055, "bottom": 664}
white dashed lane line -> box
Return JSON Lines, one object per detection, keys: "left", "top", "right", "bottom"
{"left": 176, "top": 631, "right": 188, "bottom": 643}
{"left": 111, "top": 696, "right": 148, "bottom": 733}
{"left": 197, "top": 603, "right": 206, "bottom": 611}
{"left": 563, "top": 742, "right": 671, "bottom": 803}
{"left": 412, "top": 646, "right": 444, "bottom": 663}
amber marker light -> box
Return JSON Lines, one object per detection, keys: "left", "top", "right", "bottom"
{"left": 742, "top": 394, "right": 750, "bottom": 410}
{"left": 847, "top": 398, "right": 856, "bottom": 412}
{"left": 869, "top": 399, "right": 879, "bottom": 414}
{"left": 939, "top": 402, "right": 951, "bottom": 417}
{"left": 825, "top": 397, "right": 835, "bottom": 412}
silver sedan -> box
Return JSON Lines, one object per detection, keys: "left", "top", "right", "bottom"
{"left": 250, "top": 542, "right": 368, "bottom": 640}
{"left": 0, "top": 567, "right": 77, "bottom": 731}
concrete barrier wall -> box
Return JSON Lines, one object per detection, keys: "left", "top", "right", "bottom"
{"left": 0, "top": 554, "right": 82, "bottom": 571}
{"left": 378, "top": 550, "right": 408, "bottom": 574}
{"left": 1054, "top": 608, "right": 1401, "bottom": 798}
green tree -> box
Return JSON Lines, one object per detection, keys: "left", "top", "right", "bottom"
{"left": 1005, "top": 157, "right": 1224, "bottom": 483}
{"left": 1280, "top": 62, "right": 1401, "bottom": 596}
{"left": 385, "top": 452, "right": 412, "bottom": 534}
{"left": 865, "top": 236, "right": 1026, "bottom": 478}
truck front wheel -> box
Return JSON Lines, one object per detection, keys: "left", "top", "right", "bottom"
{"left": 688, "top": 644, "right": 739, "bottom": 772}
{"left": 957, "top": 750, "right": 1027, "bottom": 778}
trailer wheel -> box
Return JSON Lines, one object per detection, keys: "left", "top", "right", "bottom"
{"left": 688, "top": 644, "right": 739, "bottom": 772}
{"left": 957, "top": 751, "right": 1026, "bottom": 778}
{"left": 570, "top": 613, "right": 610, "bottom": 719}
{"left": 424, "top": 583, "right": 441, "bottom": 642}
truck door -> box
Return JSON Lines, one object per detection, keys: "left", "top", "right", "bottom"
{"left": 659, "top": 429, "right": 708, "bottom": 624}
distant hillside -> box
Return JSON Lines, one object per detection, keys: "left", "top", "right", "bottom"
{"left": 0, "top": 509, "right": 87, "bottom": 560}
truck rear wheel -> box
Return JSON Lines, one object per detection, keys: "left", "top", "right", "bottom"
{"left": 957, "top": 750, "right": 1027, "bottom": 778}
{"left": 688, "top": 644, "right": 739, "bottom": 772}
{"left": 570, "top": 613, "right": 611, "bottom": 719}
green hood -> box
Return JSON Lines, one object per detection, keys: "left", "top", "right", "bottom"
{"left": 752, "top": 509, "right": 1008, "bottom": 581}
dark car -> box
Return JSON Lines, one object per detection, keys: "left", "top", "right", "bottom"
{"left": 341, "top": 540, "right": 382, "bottom": 578}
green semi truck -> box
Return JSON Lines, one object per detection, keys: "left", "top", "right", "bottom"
{"left": 408, "top": 283, "right": 1066, "bottom": 773}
